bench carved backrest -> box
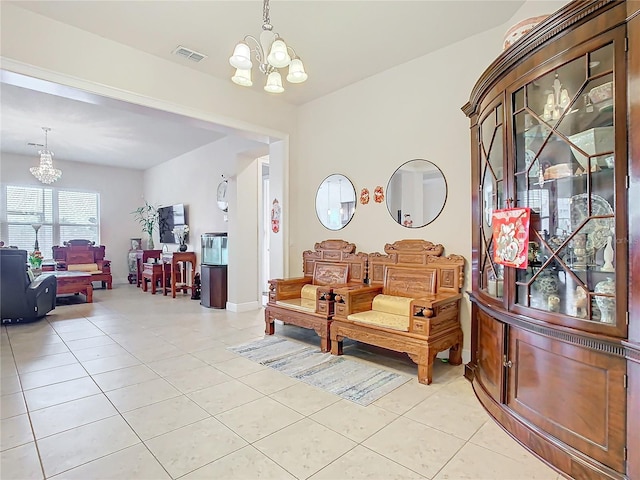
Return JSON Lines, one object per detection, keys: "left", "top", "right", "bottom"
{"left": 368, "top": 240, "right": 444, "bottom": 285}
{"left": 427, "top": 254, "right": 465, "bottom": 295}
{"left": 368, "top": 240, "right": 465, "bottom": 297}
{"left": 302, "top": 239, "right": 367, "bottom": 284}
{"left": 53, "top": 243, "right": 106, "bottom": 264}
{"left": 383, "top": 266, "right": 438, "bottom": 298}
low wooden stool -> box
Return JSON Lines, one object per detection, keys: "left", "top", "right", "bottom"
{"left": 142, "top": 262, "right": 164, "bottom": 294}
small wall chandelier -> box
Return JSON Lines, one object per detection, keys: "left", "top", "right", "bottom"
{"left": 30, "top": 127, "right": 62, "bottom": 184}
{"left": 228, "top": 0, "right": 307, "bottom": 93}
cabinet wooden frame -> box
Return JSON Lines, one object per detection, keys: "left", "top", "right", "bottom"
{"left": 463, "top": 1, "right": 638, "bottom": 478}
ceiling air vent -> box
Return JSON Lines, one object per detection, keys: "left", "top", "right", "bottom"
{"left": 172, "top": 46, "right": 207, "bottom": 63}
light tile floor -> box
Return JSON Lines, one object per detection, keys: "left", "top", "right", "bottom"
{"left": 1, "top": 286, "right": 563, "bottom": 479}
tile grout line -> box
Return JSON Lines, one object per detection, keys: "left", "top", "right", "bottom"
{"left": 43, "top": 311, "right": 171, "bottom": 479}
{"left": 6, "top": 322, "right": 50, "bottom": 480}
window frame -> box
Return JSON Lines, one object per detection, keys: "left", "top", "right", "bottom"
{"left": 1, "top": 183, "right": 101, "bottom": 259}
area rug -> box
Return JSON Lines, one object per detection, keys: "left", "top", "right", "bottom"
{"left": 228, "top": 336, "right": 411, "bottom": 406}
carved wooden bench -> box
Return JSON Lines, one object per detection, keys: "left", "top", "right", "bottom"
{"left": 265, "top": 239, "right": 367, "bottom": 352}
{"left": 52, "top": 240, "right": 112, "bottom": 289}
{"left": 330, "top": 240, "right": 465, "bottom": 384}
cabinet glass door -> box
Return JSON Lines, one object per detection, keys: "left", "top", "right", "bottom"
{"left": 479, "top": 104, "right": 505, "bottom": 299}
{"left": 512, "top": 43, "right": 617, "bottom": 325}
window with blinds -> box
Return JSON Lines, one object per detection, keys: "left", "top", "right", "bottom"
{"left": 2, "top": 185, "right": 100, "bottom": 258}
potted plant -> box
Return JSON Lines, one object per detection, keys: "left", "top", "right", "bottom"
{"left": 29, "top": 250, "right": 44, "bottom": 272}
{"left": 172, "top": 224, "right": 190, "bottom": 251}
{"left": 132, "top": 201, "right": 158, "bottom": 249}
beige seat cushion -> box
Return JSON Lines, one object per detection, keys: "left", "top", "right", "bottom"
{"left": 347, "top": 294, "right": 414, "bottom": 332}
{"left": 301, "top": 284, "right": 320, "bottom": 301}
{"left": 276, "top": 298, "right": 316, "bottom": 313}
{"left": 348, "top": 310, "right": 410, "bottom": 331}
{"left": 67, "top": 263, "right": 102, "bottom": 274}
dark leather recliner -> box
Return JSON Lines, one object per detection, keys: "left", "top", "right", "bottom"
{"left": 0, "top": 249, "right": 57, "bottom": 323}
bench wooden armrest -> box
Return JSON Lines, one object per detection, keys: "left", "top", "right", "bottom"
{"left": 268, "top": 277, "right": 312, "bottom": 302}
{"left": 409, "top": 293, "right": 462, "bottom": 335}
{"left": 411, "top": 293, "right": 462, "bottom": 316}
{"left": 332, "top": 285, "right": 383, "bottom": 320}
{"left": 95, "top": 259, "right": 111, "bottom": 272}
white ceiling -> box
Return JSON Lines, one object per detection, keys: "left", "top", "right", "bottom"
{"left": 0, "top": 79, "right": 227, "bottom": 170}
{"left": 1, "top": 1, "right": 526, "bottom": 169}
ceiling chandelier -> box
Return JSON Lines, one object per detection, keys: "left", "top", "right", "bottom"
{"left": 30, "top": 127, "right": 62, "bottom": 184}
{"left": 228, "top": 0, "right": 307, "bottom": 93}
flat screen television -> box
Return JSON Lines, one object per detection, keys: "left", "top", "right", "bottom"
{"left": 158, "top": 204, "right": 187, "bottom": 244}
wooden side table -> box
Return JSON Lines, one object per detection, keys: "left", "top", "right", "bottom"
{"left": 162, "top": 252, "right": 197, "bottom": 298}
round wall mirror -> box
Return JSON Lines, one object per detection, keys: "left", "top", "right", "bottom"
{"left": 315, "top": 174, "right": 356, "bottom": 230}
{"left": 386, "top": 159, "right": 447, "bottom": 228}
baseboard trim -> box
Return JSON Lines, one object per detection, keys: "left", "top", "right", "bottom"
{"left": 226, "top": 301, "right": 261, "bottom": 312}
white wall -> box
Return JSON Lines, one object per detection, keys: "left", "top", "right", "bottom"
{"left": 1, "top": 2, "right": 298, "bottom": 305}
{"left": 290, "top": 0, "right": 569, "bottom": 360}
{"left": 290, "top": 30, "right": 498, "bottom": 360}
{"left": 268, "top": 140, "right": 287, "bottom": 280}
{"left": 1, "top": 0, "right": 569, "bottom": 328}
{"left": 1, "top": 153, "right": 144, "bottom": 283}
{"left": 143, "top": 136, "right": 267, "bottom": 309}
{"left": 227, "top": 153, "right": 261, "bottom": 311}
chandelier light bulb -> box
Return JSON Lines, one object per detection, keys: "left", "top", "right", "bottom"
{"left": 286, "top": 58, "right": 308, "bottom": 83}
{"left": 264, "top": 71, "right": 284, "bottom": 93}
{"left": 232, "top": 68, "right": 253, "bottom": 87}
{"left": 229, "top": 0, "right": 306, "bottom": 93}
{"left": 267, "top": 39, "right": 291, "bottom": 68}
{"left": 229, "top": 42, "right": 252, "bottom": 69}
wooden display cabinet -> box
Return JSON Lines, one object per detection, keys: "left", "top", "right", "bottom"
{"left": 462, "top": 1, "right": 638, "bottom": 478}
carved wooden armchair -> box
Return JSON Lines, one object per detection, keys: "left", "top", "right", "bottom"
{"left": 330, "top": 240, "right": 465, "bottom": 384}
{"left": 52, "top": 240, "right": 112, "bottom": 289}
{"left": 265, "top": 239, "right": 368, "bottom": 352}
